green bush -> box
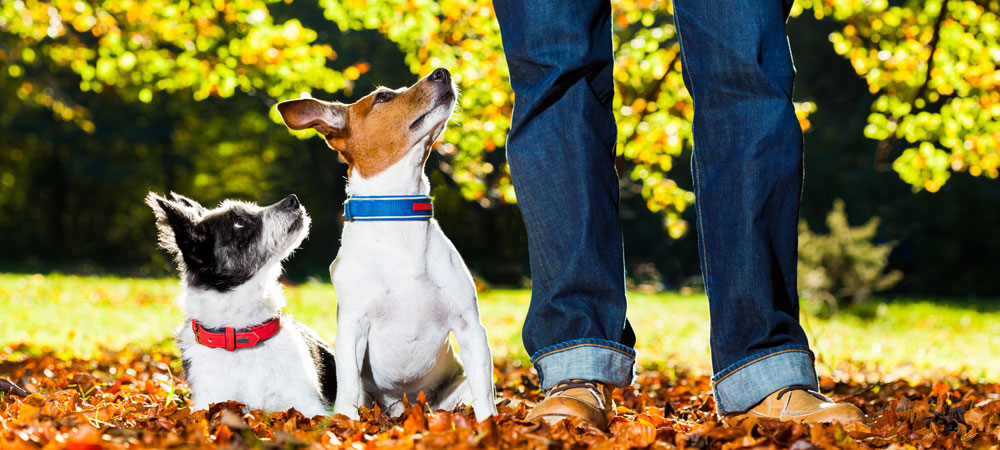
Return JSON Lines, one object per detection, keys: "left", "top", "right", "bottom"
{"left": 798, "top": 199, "right": 902, "bottom": 315}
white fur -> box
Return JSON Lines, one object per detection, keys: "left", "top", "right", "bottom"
{"left": 175, "top": 201, "right": 331, "bottom": 417}
{"left": 331, "top": 116, "right": 497, "bottom": 421}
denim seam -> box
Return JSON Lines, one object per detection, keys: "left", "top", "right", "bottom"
{"left": 691, "top": 154, "right": 710, "bottom": 297}
{"left": 673, "top": 6, "right": 713, "bottom": 302}
{"left": 519, "top": 203, "right": 555, "bottom": 289}
{"left": 710, "top": 349, "right": 813, "bottom": 386}
{"left": 531, "top": 342, "right": 636, "bottom": 364}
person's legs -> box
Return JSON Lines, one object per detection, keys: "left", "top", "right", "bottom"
{"left": 494, "top": 0, "right": 636, "bottom": 392}
{"left": 673, "top": 0, "right": 817, "bottom": 415}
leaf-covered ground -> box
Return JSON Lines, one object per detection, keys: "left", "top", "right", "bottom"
{"left": 3, "top": 345, "right": 1000, "bottom": 449}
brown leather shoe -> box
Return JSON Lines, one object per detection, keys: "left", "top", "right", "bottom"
{"left": 725, "top": 385, "right": 866, "bottom": 425}
{"left": 524, "top": 379, "right": 615, "bottom": 430}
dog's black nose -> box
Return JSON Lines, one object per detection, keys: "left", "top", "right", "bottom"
{"left": 429, "top": 68, "right": 450, "bottom": 83}
{"left": 281, "top": 194, "right": 300, "bottom": 210}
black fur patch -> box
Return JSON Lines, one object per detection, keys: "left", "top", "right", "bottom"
{"left": 294, "top": 321, "right": 338, "bottom": 406}
{"left": 149, "top": 192, "right": 274, "bottom": 292}
{"left": 187, "top": 207, "right": 268, "bottom": 291}
{"left": 181, "top": 356, "right": 192, "bottom": 380}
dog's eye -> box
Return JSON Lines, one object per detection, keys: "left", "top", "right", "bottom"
{"left": 233, "top": 217, "right": 246, "bottom": 230}
{"left": 373, "top": 91, "right": 395, "bottom": 104}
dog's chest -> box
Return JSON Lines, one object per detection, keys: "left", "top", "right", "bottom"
{"left": 367, "top": 301, "right": 450, "bottom": 353}
{"left": 338, "top": 265, "right": 460, "bottom": 392}
{"left": 365, "top": 316, "right": 458, "bottom": 393}
{"left": 334, "top": 220, "right": 470, "bottom": 392}
{"left": 179, "top": 328, "right": 320, "bottom": 407}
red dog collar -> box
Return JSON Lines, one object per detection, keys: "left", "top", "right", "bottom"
{"left": 191, "top": 317, "right": 281, "bottom": 351}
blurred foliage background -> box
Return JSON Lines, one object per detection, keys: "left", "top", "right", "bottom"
{"left": 0, "top": 0, "right": 997, "bottom": 297}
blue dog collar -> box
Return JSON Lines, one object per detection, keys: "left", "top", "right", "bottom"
{"left": 343, "top": 195, "right": 433, "bottom": 222}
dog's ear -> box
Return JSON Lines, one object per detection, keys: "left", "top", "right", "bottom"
{"left": 146, "top": 192, "right": 208, "bottom": 265}
{"left": 168, "top": 192, "right": 207, "bottom": 216}
{"left": 277, "top": 98, "right": 348, "bottom": 139}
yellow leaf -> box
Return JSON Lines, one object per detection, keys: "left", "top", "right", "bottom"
{"left": 344, "top": 66, "right": 360, "bottom": 81}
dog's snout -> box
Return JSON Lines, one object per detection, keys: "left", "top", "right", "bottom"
{"left": 281, "top": 194, "right": 300, "bottom": 210}
{"left": 429, "top": 68, "right": 450, "bottom": 83}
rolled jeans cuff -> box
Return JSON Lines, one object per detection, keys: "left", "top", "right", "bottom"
{"left": 711, "top": 345, "right": 818, "bottom": 415}
{"left": 530, "top": 338, "right": 637, "bottom": 391}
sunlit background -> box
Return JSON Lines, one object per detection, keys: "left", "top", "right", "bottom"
{"left": 1, "top": 0, "right": 999, "bottom": 375}
{"left": 2, "top": 0, "right": 997, "bottom": 297}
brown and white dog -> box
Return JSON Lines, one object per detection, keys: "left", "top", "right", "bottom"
{"left": 276, "top": 68, "right": 497, "bottom": 421}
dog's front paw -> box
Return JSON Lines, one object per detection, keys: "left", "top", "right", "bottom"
{"left": 473, "top": 403, "right": 497, "bottom": 422}
{"left": 189, "top": 400, "right": 210, "bottom": 412}
{"left": 333, "top": 405, "right": 361, "bottom": 421}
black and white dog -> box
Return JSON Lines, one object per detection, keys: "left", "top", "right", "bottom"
{"left": 147, "top": 191, "right": 336, "bottom": 416}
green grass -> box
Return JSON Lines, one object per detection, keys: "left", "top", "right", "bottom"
{"left": 2, "top": 273, "right": 998, "bottom": 381}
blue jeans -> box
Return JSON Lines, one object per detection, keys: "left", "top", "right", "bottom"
{"left": 495, "top": 0, "right": 817, "bottom": 415}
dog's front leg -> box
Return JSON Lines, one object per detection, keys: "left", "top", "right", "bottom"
{"left": 332, "top": 314, "right": 368, "bottom": 420}
{"left": 454, "top": 309, "right": 497, "bottom": 421}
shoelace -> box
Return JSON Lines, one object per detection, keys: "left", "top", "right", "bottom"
{"left": 548, "top": 379, "right": 606, "bottom": 409}
{"left": 776, "top": 384, "right": 834, "bottom": 402}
